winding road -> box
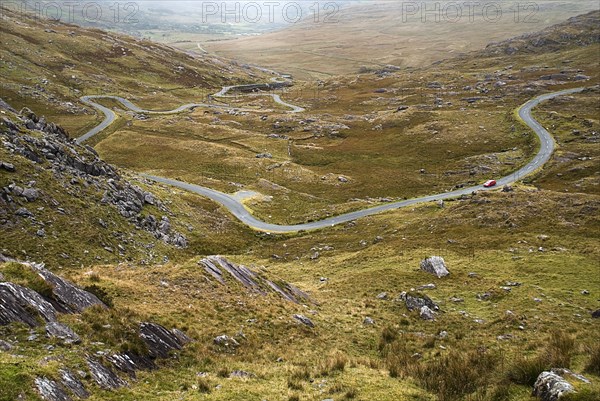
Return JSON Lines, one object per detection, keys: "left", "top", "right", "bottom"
{"left": 77, "top": 84, "right": 585, "bottom": 233}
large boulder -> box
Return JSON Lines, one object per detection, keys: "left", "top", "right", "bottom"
{"left": 420, "top": 256, "right": 450, "bottom": 278}
{"left": 533, "top": 371, "right": 575, "bottom": 401}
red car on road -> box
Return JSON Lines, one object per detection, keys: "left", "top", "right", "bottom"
{"left": 483, "top": 179, "right": 497, "bottom": 188}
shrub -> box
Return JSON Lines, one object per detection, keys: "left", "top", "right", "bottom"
{"left": 83, "top": 284, "right": 113, "bottom": 307}
{"left": 197, "top": 377, "right": 211, "bottom": 394}
{"left": 411, "top": 349, "right": 499, "bottom": 401}
{"left": 584, "top": 342, "right": 600, "bottom": 375}
{"left": 545, "top": 330, "right": 575, "bottom": 368}
{"left": 378, "top": 326, "right": 398, "bottom": 352}
{"left": 386, "top": 340, "right": 415, "bottom": 379}
{"left": 506, "top": 356, "right": 547, "bottom": 386}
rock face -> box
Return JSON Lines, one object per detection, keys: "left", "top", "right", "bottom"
{"left": 139, "top": 322, "right": 186, "bottom": 359}
{"left": 35, "top": 377, "right": 72, "bottom": 401}
{"left": 199, "top": 256, "right": 311, "bottom": 304}
{"left": 59, "top": 369, "right": 89, "bottom": 399}
{"left": 420, "top": 256, "right": 450, "bottom": 278}
{"left": 533, "top": 371, "right": 575, "bottom": 401}
{"left": 31, "top": 262, "right": 106, "bottom": 313}
{"left": 1, "top": 256, "right": 192, "bottom": 396}
{"left": 108, "top": 352, "right": 155, "bottom": 378}
{"left": 0, "top": 282, "right": 58, "bottom": 326}
{"left": 86, "top": 357, "right": 128, "bottom": 390}
{"left": 0, "top": 258, "right": 105, "bottom": 329}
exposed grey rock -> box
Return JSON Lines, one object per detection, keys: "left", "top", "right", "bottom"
{"left": 86, "top": 357, "right": 127, "bottom": 390}
{"left": 0, "top": 282, "right": 58, "bottom": 326}
{"left": 293, "top": 314, "right": 315, "bottom": 328}
{"left": 31, "top": 263, "right": 106, "bottom": 313}
{"left": 0, "top": 161, "right": 15, "bottom": 172}
{"left": 229, "top": 370, "right": 254, "bottom": 379}
{"left": 417, "top": 283, "right": 436, "bottom": 290}
{"left": 15, "top": 207, "right": 33, "bottom": 217}
{"left": 213, "top": 334, "right": 239, "bottom": 348}
{"left": 108, "top": 352, "right": 155, "bottom": 377}
{"left": 139, "top": 322, "right": 185, "bottom": 359}
{"left": 45, "top": 322, "right": 81, "bottom": 344}
{"left": 363, "top": 316, "right": 375, "bottom": 325}
{"left": 376, "top": 292, "right": 388, "bottom": 300}
{"left": 0, "top": 104, "right": 189, "bottom": 249}
{"left": 551, "top": 368, "right": 590, "bottom": 384}
{"left": 532, "top": 371, "right": 575, "bottom": 401}
{"left": 21, "top": 187, "right": 39, "bottom": 202}
{"left": 171, "top": 328, "right": 192, "bottom": 345}
{"left": 399, "top": 291, "right": 440, "bottom": 312}
{"left": 591, "top": 309, "right": 600, "bottom": 319}
{"left": 199, "top": 256, "right": 310, "bottom": 304}
{"left": 35, "top": 376, "right": 72, "bottom": 401}
{"left": 420, "top": 256, "right": 450, "bottom": 278}
{"left": 255, "top": 153, "right": 272, "bottom": 159}
{"left": 0, "top": 339, "right": 12, "bottom": 351}
{"left": 59, "top": 369, "right": 89, "bottom": 399}
{"left": 420, "top": 306, "right": 436, "bottom": 320}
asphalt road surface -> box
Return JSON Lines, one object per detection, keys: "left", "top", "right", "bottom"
{"left": 78, "top": 85, "right": 585, "bottom": 233}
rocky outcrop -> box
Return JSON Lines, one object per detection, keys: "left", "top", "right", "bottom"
{"left": 293, "top": 314, "right": 315, "bottom": 328}
{"left": 0, "top": 282, "right": 57, "bottom": 326}
{"left": 199, "top": 256, "right": 311, "bottom": 304}
{"left": 398, "top": 291, "right": 440, "bottom": 313}
{"left": 46, "top": 322, "right": 81, "bottom": 345}
{"left": 35, "top": 377, "right": 72, "bottom": 401}
{"left": 139, "top": 322, "right": 186, "bottom": 359}
{"left": 0, "top": 258, "right": 105, "bottom": 329}
{"left": 108, "top": 352, "right": 156, "bottom": 378}
{"left": 59, "top": 369, "right": 89, "bottom": 399}
{"left": 31, "top": 263, "right": 106, "bottom": 313}
{"left": 484, "top": 10, "right": 600, "bottom": 56}
{"left": 1, "top": 257, "right": 192, "bottom": 396}
{"left": 420, "top": 256, "right": 450, "bottom": 278}
{"left": 0, "top": 103, "right": 187, "bottom": 248}
{"left": 86, "top": 357, "right": 128, "bottom": 390}
{"left": 533, "top": 371, "right": 575, "bottom": 401}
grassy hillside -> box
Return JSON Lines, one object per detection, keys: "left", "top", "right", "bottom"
{"left": 0, "top": 5, "right": 264, "bottom": 137}
{"left": 0, "top": 7, "right": 599, "bottom": 401}
{"left": 201, "top": 0, "right": 599, "bottom": 79}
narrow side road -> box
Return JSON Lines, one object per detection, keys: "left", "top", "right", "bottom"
{"left": 78, "top": 85, "right": 586, "bottom": 233}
